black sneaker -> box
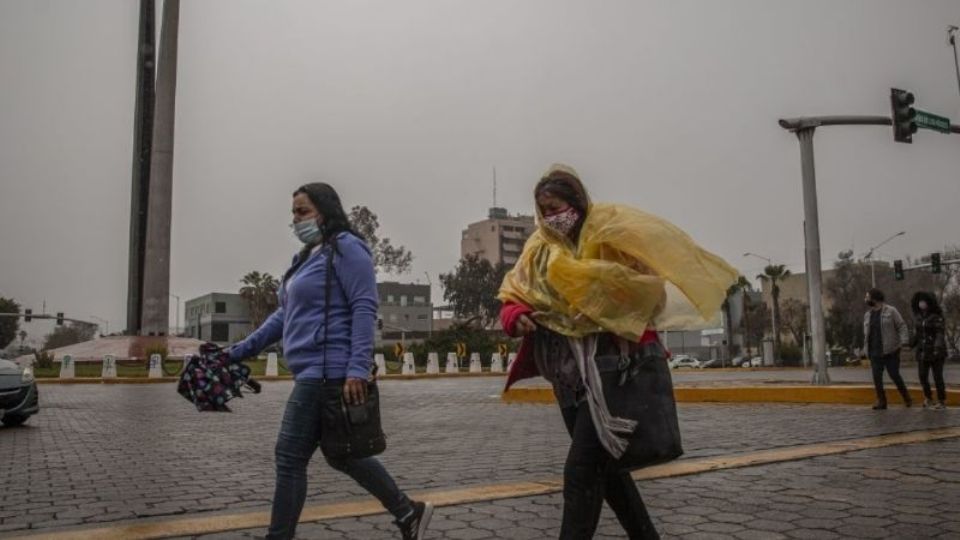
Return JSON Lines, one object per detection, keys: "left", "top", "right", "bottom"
{"left": 397, "top": 501, "right": 433, "bottom": 540}
{"left": 872, "top": 401, "right": 887, "bottom": 410}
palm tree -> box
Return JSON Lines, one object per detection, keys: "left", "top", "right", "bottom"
{"left": 722, "top": 276, "right": 753, "bottom": 363}
{"left": 757, "top": 264, "right": 791, "bottom": 365}
{"left": 240, "top": 271, "right": 279, "bottom": 329}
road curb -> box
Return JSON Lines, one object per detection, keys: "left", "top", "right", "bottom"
{"left": 502, "top": 384, "right": 960, "bottom": 405}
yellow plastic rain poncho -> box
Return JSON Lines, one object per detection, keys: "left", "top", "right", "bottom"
{"left": 499, "top": 166, "right": 739, "bottom": 341}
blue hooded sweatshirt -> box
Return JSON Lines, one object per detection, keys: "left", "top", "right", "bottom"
{"left": 229, "top": 232, "right": 378, "bottom": 381}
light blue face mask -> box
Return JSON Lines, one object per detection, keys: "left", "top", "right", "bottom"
{"left": 292, "top": 218, "right": 323, "bottom": 245}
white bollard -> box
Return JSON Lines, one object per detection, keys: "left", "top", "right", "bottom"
{"left": 102, "top": 355, "right": 117, "bottom": 379}
{"left": 507, "top": 352, "right": 517, "bottom": 371}
{"left": 426, "top": 352, "right": 440, "bottom": 374}
{"left": 59, "top": 354, "right": 75, "bottom": 379}
{"left": 490, "top": 353, "right": 504, "bottom": 373}
{"left": 266, "top": 352, "right": 279, "bottom": 377}
{"left": 445, "top": 352, "right": 458, "bottom": 373}
{"left": 469, "top": 352, "right": 482, "bottom": 373}
{"left": 374, "top": 353, "right": 387, "bottom": 375}
{"left": 148, "top": 354, "right": 163, "bottom": 378}
{"left": 402, "top": 352, "right": 416, "bottom": 375}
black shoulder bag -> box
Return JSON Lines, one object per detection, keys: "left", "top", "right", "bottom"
{"left": 317, "top": 242, "right": 387, "bottom": 460}
{"left": 596, "top": 341, "right": 683, "bottom": 470}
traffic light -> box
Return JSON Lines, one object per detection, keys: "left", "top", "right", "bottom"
{"left": 931, "top": 253, "right": 942, "bottom": 274}
{"left": 56, "top": 312, "right": 64, "bottom": 325}
{"left": 894, "top": 260, "right": 905, "bottom": 281}
{"left": 24, "top": 309, "right": 32, "bottom": 322}
{"left": 890, "top": 88, "right": 917, "bottom": 143}
{"left": 377, "top": 318, "right": 384, "bottom": 331}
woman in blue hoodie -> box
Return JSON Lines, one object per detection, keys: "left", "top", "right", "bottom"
{"left": 229, "top": 183, "right": 431, "bottom": 540}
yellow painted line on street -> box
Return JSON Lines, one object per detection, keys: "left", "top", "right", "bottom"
{"left": 502, "top": 385, "right": 960, "bottom": 406}
{"left": 15, "top": 426, "right": 960, "bottom": 540}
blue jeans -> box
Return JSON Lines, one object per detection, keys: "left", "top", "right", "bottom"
{"left": 267, "top": 379, "right": 413, "bottom": 539}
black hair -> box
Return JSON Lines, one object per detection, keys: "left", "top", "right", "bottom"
{"left": 283, "top": 182, "right": 357, "bottom": 285}
{"left": 534, "top": 172, "right": 590, "bottom": 218}
{"left": 911, "top": 291, "right": 943, "bottom": 315}
{"left": 868, "top": 288, "right": 885, "bottom": 303}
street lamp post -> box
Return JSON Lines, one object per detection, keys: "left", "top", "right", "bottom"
{"left": 863, "top": 232, "right": 906, "bottom": 288}
{"left": 170, "top": 294, "right": 180, "bottom": 336}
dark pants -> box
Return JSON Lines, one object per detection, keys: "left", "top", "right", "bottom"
{"left": 267, "top": 380, "right": 413, "bottom": 539}
{"left": 559, "top": 403, "right": 660, "bottom": 540}
{"left": 870, "top": 352, "right": 910, "bottom": 403}
{"left": 919, "top": 356, "right": 947, "bottom": 402}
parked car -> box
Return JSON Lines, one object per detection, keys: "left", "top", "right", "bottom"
{"left": 670, "top": 356, "right": 703, "bottom": 369}
{"left": 739, "top": 356, "right": 763, "bottom": 368}
{"left": 700, "top": 358, "right": 722, "bottom": 369}
{"left": 0, "top": 360, "right": 39, "bottom": 427}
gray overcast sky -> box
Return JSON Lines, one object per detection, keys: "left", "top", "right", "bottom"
{"left": 2, "top": 0, "right": 959, "bottom": 337}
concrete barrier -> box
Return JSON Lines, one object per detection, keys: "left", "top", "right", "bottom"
{"left": 102, "top": 355, "right": 117, "bottom": 379}
{"left": 490, "top": 353, "right": 504, "bottom": 373}
{"left": 469, "top": 352, "right": 482, "bottom": 373}
{"left": 266, "top": 352, "right": 279, "bottom": 377}
{"left": 426, "top": 352, "right": 440, "bottom": 374}
{"left": 445, "top": 352, "right": 458, "bottom": 373}
{"left": 507, "top": 352, "right": 517, "bottom": 371}
{"left": 375, "top": 353, "right": 387, "bottom": 375}
{"left": 402, "top": 352, "right": 416, "bottom": 375}
{"left": 59, "top": 354, "right": 75, "bottom": 379}
{"left": 148, "top": 354, "right": 163, "bottom": 378}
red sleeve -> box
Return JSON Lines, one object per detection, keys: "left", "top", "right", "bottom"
{"left": 500, "top": 301, "right": 533, "bottom": 337}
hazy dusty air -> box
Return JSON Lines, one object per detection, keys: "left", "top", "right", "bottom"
{"left": 1, "top": 0, "right": 959, "bottom": 336}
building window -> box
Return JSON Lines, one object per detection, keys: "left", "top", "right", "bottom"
{"left": 211, "top": 323, "right": 229, "bottom": 342}
{"left": 387, "top": 294, "right": 395, "bottom": 304}
{"left": 400, "top": 295, "right": 408, "bottom": 307}
{"left": 413, "top": 296, "right": 426, "bottom": 304}
{"left": 417, "top": 314, "right": 428, "bottom": 320}
{"left": 389, "top": 314, "right": 398, "bottom": 322}
{"left": 215, "top": 302, "right": 226, "bottom": 314}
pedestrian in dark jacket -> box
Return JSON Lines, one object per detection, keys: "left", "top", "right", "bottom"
{"left": 911, "top": 291, "right": 948, "bottom": 409}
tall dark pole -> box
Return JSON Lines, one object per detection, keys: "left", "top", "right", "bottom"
{"left": 126, "top": 0, "right": 156, "bottom": 335}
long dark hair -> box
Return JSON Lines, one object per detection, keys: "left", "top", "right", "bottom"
{"left": 283, "top": 182, "right": 356, "bottom": 285}
{"left": 911, "top": 291, "right": 943, "bottom": 316}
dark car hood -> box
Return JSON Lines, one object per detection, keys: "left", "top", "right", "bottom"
{"left": 0, "top": 359, "right": 22, "bottom": 376}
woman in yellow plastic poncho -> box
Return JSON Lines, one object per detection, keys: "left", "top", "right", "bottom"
{"left": 499, "top": 164, "right": 738, "bottom": 539}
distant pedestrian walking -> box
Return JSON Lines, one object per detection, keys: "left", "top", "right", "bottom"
{"left": 863, "top": 288, "right": 911, "bottom": 410}
{"left": 911, "top": 291, "right": 948, "bottom": 409}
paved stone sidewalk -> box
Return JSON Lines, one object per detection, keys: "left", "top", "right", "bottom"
{"left": 192, "top": 438, "right": 960, "bottom": 539}
{"left": 2, "top": 378, "right": 959, "bottom": 534}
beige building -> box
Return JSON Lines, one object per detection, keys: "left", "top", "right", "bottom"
{"left": 461, "top": 208, "right": 536, "bottom": 266}
{"left": 759, "top": 270, "right": 838, "bottom": 312}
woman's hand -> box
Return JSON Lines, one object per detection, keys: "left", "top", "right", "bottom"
{"left": 344, "top": 377, "right": 368, "bottom": 405}
{"left": 515, "top": 312, "right": 540, "bottom": 336}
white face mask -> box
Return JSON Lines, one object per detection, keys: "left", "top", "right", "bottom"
{"left": 543, "top": 207, "right": 580, "bottom": 236}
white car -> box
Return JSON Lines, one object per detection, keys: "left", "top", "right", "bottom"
{"left": 740, "top": 356, "right": 763, "bottom": 368}
{"left": 670, "top": 356, "right": 703, "bottom": 369}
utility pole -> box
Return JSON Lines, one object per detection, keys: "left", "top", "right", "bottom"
{"left": 779, "top": 112, "right": 960, "bottom": 384}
